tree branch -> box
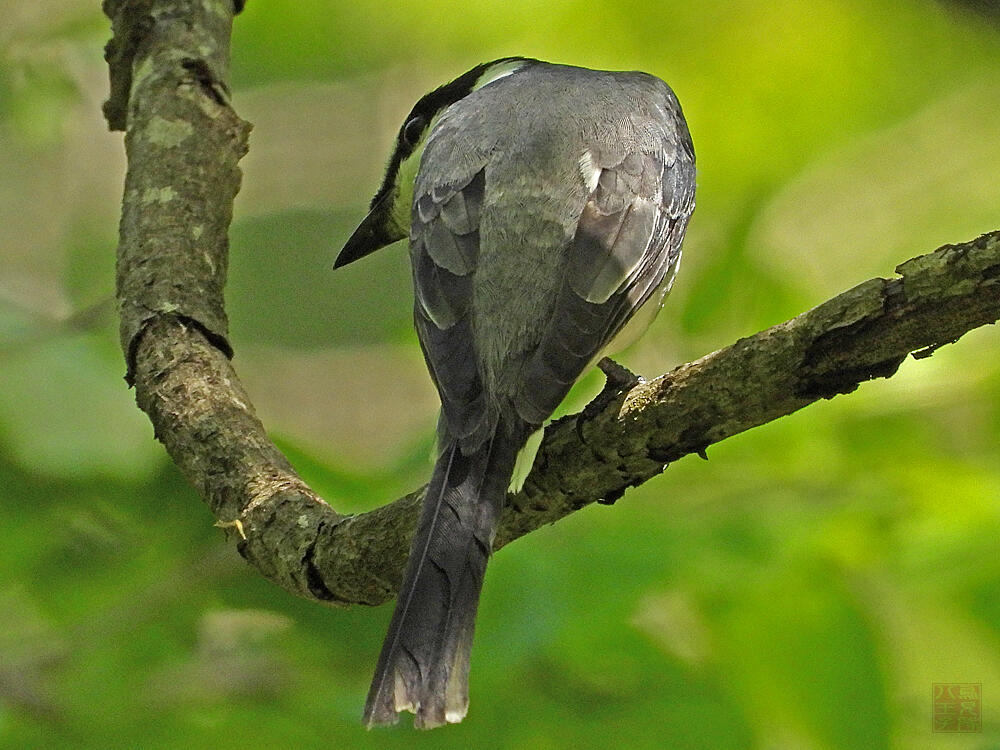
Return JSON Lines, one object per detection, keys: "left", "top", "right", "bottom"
{"left": 104, "top": 0, "right": 1000, "bottom": 608}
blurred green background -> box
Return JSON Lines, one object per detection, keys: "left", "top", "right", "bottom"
{"left": 2, "top": 0, "right": 1000, "bottom": 748}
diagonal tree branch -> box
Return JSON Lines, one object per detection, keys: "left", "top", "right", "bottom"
{"left": 104, "top": 0, "right": 1000, "bottom": 608}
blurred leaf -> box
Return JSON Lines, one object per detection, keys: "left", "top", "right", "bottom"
{"left": 749, "top": 78, "right": 1000, "bottom": 306}
{"left": 2, "top": 63, "right": 79, "bottom": 148}
{"left": 229, "top": 210, "right": 413, "bottom": 348}
{"left": 719, "top": 562, "right": 891, "bottom": 749}
{"left": 0, "top": 333, "right": 163, "bottom": 481}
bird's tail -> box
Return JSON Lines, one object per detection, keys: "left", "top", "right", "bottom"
{"left": 363, "top": 429, "right": 519, "bottom": 729}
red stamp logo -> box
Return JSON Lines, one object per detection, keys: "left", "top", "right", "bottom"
{"left": 932, "top": 683, "right": 981, "bottom": 733}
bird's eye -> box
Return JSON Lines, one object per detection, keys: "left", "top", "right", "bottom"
{"left": 402, "top": 115, "right": 426, "bottom": 147}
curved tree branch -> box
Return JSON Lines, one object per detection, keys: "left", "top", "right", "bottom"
{"left": 104, "top": 0, "right": 1000, "bottom": 608}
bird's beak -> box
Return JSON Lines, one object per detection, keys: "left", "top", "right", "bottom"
{"left": 334, "top": 193, "right": 407, "bottom": 269}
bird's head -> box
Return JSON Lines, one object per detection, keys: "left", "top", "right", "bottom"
{"left": 334, "top": 57, "right": 532, "bottom": 268}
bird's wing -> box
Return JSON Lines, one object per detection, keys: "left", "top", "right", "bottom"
{"left": 512, "top": 136, "right": 696, "bottom": 424}
{"left": 411, "top": 165, "right": 495, "bottom": 448}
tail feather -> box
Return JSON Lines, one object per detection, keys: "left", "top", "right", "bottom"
{"left": 364, "top": 430, "right": 519, "bottom": 729}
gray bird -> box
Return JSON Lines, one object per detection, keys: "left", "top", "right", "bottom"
{"left": 336, "top": 57, "right": 695, "bottom": 729}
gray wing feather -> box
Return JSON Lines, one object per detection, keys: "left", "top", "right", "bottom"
{"left": 514, "top": 140, "right": 694, "bottom": 424}
{"left": 416, "top": 171, "right": 483, "bottom": 276}
{"left": 413, "top": 168, "right": 496, "bottom": 446}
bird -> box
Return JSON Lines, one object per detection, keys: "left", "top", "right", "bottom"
{"left": 335, "top": 56, "right": 695, "bottom": 729}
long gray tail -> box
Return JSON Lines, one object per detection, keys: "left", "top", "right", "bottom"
{"left": 363, "top": 429, "right": 519, "bottom": 729}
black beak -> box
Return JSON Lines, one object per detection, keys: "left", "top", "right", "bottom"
{"left": 334, "top": 194, "right": 406, "bottom": 269}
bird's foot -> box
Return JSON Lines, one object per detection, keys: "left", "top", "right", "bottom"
{"left": 576, "top": 358, "right": 644, "bottom": 443}
{"left": 597, "top": 357, "right": 644, "bottom": 390}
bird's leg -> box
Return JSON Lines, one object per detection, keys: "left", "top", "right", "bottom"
{"left": 576, "top": 357, "right": 644, "bottom": 444}
{"left": 596, "top": 357, "right": 643, "bottom": 390}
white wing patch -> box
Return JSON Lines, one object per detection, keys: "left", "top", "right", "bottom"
{"left": 578, "top": 150, "right": 601, "bottom": 193}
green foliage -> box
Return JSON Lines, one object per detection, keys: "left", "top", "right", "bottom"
{"left": 2, "top": 0, "right": 1000, "bottom": 747}
{"left": 229, "top": 210, "right": 414, "bottom": 348}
